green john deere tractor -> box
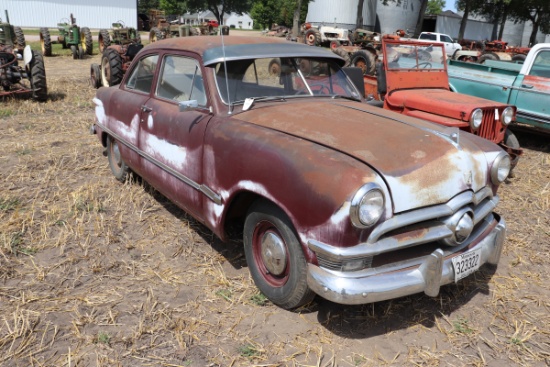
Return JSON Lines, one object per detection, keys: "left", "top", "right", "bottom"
{"left": 39, "top": 13, "right": 92, "bottom": 59}
{"left": 0, "top": 10, "right": 47, "bottom": 101}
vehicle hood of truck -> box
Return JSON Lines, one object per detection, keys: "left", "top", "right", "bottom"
{"left": 235, "top": 100, "right": 489, "bottom": 213}
{"left": 386, "top": 89, "right": 508, "bottom": 121}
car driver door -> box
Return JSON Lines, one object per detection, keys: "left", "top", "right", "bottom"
{"left": 107, "top": 53, "right": 159, "bottom": 174}
{"left": 137, "top": 54, "right": 212, "bottom": 219}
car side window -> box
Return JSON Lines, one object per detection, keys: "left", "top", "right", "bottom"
{"left": 126, "top": 54, "right": 159, "bottom": 93}
{"left": 156, "top": 55, "right": 207, "bottom": 106}
{"left": 530, "top": 51, "right": 550, "bottom": 77}
{"left": 440, "top": 35, "right": 452, "bottom": 43}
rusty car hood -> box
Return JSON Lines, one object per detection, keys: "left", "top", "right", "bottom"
{"left": 386, "top": 89, "right": 507, "bottom": 121}
{"left": 234, "top": 100, "right": 490, "bottom": 213}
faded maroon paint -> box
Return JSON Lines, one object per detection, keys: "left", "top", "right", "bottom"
{"left": 94, "top": 36, "right": 505, "bottom": 256}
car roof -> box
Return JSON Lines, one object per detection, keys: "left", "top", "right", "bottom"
{"left": 143, "top": 36, "right": 346, "bottom": 66}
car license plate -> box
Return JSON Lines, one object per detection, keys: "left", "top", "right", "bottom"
{"left": 452, "top": 247, "right": 482, "bottom": 282}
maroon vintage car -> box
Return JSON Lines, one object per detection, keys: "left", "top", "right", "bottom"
{"left": 91, "top": 36, "right": 510, "bottom": 310}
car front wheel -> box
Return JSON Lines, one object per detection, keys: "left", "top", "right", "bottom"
{"left": 244, "top": 200, "right": 315, "bottom": 310}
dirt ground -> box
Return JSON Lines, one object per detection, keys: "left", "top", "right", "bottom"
{"left": 0, "top": 36, "right": 549, "bottom": 367}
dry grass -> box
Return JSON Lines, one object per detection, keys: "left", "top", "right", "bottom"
{"left": 0, "top": 51, "right": 549, "bottom": 367}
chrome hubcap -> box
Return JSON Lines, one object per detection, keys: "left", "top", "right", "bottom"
{"left": 260, "top": 232, "right": 287, "bottom": 275}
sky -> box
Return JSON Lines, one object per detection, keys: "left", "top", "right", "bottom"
{"left": 443, "top": 0, "right": 457, "bottom": 12}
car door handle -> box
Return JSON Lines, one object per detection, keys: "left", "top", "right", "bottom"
{"left": 141, "top": 105, "right": 152, "bottom": 112}
{"left": 521, "top": 84, "right": 534, "bottom": 89}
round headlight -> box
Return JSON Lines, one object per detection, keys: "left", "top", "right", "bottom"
{"left": 502, "top": 107, "right": 514, "bottom": 125}
{"left": 491, "top": 152, "right": 511, "bottom": 184}
{"left": 470, "top": 108, "right": 483, "bottom": 130}
{"left": 350, "top": 184, "right": 385, "bottom": 228}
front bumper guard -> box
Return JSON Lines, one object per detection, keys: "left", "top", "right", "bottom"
{"left": 307, "top": 217, "right": 506, "bottom": 305}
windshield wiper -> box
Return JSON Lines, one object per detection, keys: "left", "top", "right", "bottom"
{"left": 331, "top": 94, "right": 362, "bottom": 102}
{"left": 241, "top": 96, "right": 287, "bottom": 111}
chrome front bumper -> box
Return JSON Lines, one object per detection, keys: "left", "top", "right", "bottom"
{"left": 306, "top": 217, "right": 506, "bottom": 305}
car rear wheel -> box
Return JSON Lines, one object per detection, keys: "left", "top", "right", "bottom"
{"left": 243, "top": 200, "right": 315, "bottom": 310}
{"left": 107, "top": 136, "right": 129, "bottom": 182}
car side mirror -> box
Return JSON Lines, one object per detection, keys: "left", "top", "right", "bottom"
{"left": 179, "top": 100, "right": 198, "bottom": 111}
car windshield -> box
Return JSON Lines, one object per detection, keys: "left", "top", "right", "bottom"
{"left": 213, "top": 57, "right": 361, "bottom": 104}
{"left": 385, "top": 43, "right": 447, "bottom": 71}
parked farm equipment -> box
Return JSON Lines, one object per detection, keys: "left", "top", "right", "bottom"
{"left": 0, "top": 10, "right": 47, "bottom": 101}
{"left": 91, "top": 22, "right": 144, "bottom": 88}
{"left": 40, "top": 14, "right": 93, "bottom": 59}
{"left": 453, "top": 39, "right": 530, "bottom": 63}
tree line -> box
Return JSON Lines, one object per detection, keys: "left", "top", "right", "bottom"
{"left": 138, "top": 0, "right": 549, "bottom": 45}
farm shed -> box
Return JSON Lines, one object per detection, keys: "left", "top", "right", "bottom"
{"left": 0, "top": 0, "right": 137, "bottom": 29}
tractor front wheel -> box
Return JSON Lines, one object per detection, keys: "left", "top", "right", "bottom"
{"left": 29, "top": 51, "right": 47, "bottom": 101}
{"left": 81, "top": 27, "right": 93, "bottom": 55}
{"left": 149, "top": 27, "right": 163, "bottom": 43}
{"left": 350, "top": 49, "right": 376, "bottom": 75}
{"left": 101, "top": 48, "right": 123, "bottom": 87}
{"left": 99, "top": 29, "right": 111, "bottom": 53}
{"left": 40, "top": 28, "right": 52, "bottom": 57}
{"left": 14, "top": 27, "right": 26, "bottom": 50}
{"left": 90, "top": 63, "right": 102, "bottom": 88}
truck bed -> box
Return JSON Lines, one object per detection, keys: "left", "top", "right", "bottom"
{"left": 447, "top": 60, "right": 519, "bottom": 105}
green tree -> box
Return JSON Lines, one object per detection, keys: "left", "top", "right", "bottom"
{"left": 427, "top": 0, "right": 445, "bottom": 15}
{"left": 184, "top": 0, "right": 252, "bottom": 25}
{"left": 507, "top": 0, "right": 550, "bottom": 46}
{"left": 456, "top": 0, "right": 486, "bottom": 40}
{"left": 138, "top": 0, "right": 160, "bottom": 13}
{"left": 160, "top": 0, "right": 185, "bottom": 14}
{"left": 250, "top": 0, "right": 278, "bottom": 29}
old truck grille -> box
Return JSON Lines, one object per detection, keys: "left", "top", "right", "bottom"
{"left": 475, "top": 109, "right": 500, "bottom": 143}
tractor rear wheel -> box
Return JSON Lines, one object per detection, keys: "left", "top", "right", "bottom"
{"left": 29, "top": 51, "right": 47, "bottom": 101}
{"left": 304, "top": 28, "right": 321, "bottom": 46}
{"left": 14, "top": 27, "right": 25, "bottom": 50}
{"left": 99, "top": 29, "right": 111, "bottom": 53}
{"left": 478, "top": 52, "right": 498, "bottom": 64}
{"left": 40, "top": 28, "right": 52, "bottom": 57}
{"left": 350, "top": 49, "right": 376, "bottom": 75}
{"left": 81, "top": 27, "right": 93, "bottom": 55}
{"left": 149, "top": 27, "right": 163, "bottom": 43}
{"left": 101, "top": 48, "right": 123, "bottom": 87}
{"left": 90, "top": 63, "right": 102, "bottom": 88}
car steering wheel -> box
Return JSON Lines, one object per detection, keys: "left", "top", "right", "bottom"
{"left": 295, "top": 83, "right": 331, "bottom": 95}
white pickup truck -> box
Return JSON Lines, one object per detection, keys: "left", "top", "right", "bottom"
{"left": 416, "top": 32, "right": 462, "bottom": 56}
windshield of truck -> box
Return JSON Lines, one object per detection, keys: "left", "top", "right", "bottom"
{"left": 385, "top": 43, "right": 447, "bottom": 71}
{"left": 214, "top": 57, "right": 361, "bottom": 105}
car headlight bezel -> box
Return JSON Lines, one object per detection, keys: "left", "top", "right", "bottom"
{"left": 502, "top": 106, "right": 514, "bottom": 125}
{"left": 490, "top": 151, "right": 511, "bottom": 184}
{"left": 350, "top": 183, "right": 385, "bottom": 228}
{"left": 470, "top": 108, "right": 483, "bottom": 130}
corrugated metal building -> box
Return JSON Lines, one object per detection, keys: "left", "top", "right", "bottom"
{"left": 306, "top": 0, "right": 545, "bottom": 47}
{"left": 0, "top": 0, "right": 137, "bottom": 29}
